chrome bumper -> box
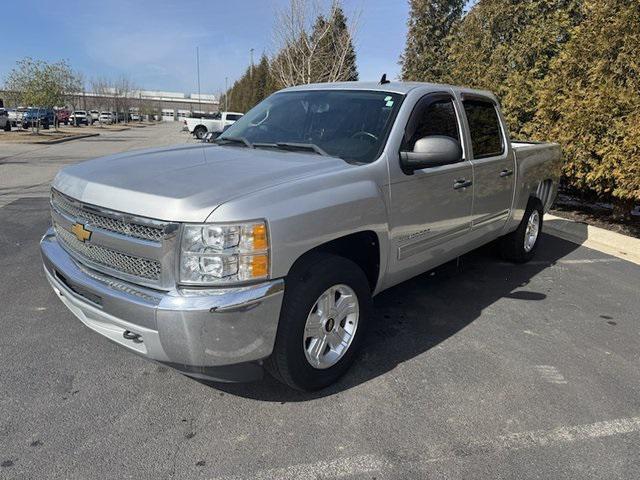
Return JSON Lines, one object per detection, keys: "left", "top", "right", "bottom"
{"left": 40, "top": 228, "right": 284, "bottom": 381}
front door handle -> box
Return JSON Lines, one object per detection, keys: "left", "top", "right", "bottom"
{"left": 453, "top": 179, "right": 473, "bottom": 190}
{"left": 500, "top": 169, "right": 514, "bottom": 177}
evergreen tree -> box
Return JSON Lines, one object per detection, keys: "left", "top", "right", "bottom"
{"left": 219, "top": 55, "right": 277, "bottom": 113}
{"left": 400, "top": 0, "right": 465, "bottom": 82}
{"left": 445, "top": 0, "right": 582, "bottom": 137}
{"left": 531, "top": 0, "right": 640, "bottom": 215}
{"left": 312, "top": 6, "right": 358, "bottom": 82}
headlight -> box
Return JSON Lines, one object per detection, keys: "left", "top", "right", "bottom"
{"left": 179, "top": 221, "right": 269, "bottom": 285}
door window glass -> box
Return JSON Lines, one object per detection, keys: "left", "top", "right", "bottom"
{"left": 463, "top": 100, "right": 504, "bottom": 158}
{"left": 402, "top": 97, "right": 460, "bottom": 152}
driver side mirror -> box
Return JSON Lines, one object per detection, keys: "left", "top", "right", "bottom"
{"left": 400, "top": 136, "right": 462, "bottom": 174}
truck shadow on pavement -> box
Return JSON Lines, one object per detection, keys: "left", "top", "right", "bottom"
{"left": 213, "top": 234, "right": 580, "bottom": 401}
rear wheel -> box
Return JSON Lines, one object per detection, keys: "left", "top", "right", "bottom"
{"left": 266, "top": 253, "right": 371, "bottom": 391}
{"left": 4, "top": 121, "right": 10, "bottom": 132}
{"left": 500, "top": 199, "right": 543, "bottom": 263}
{"left": 194, "top": 126, "right": 207, "bottom": 139}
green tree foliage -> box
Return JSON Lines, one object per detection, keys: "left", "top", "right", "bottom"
{"left": 4, "top": 57, "right": 80, "bottom": 110}
{"left": 311, "top": 6, "right": 358, "bottom": 83}
{"left": 445, "top": 0, "right": 582, "bottom": 137}
{"left": 400, "top": 0, "right": 465, "bottom": 82}
{"left": 4, "top": 57, "right": 82, "bottom": 131}
{"left": 531, "top": 0, "right": 640, "bottom": 212}
{"left": 402, "top": 0, "right": 639, "bottom": 208}
{"left": 220, "top": 55, "right": 276, "bottom": 113}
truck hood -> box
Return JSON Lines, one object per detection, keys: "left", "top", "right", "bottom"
{"left": 53, "top": 143, "right": 350, "bottom": 222}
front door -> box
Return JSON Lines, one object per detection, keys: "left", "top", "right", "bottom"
{"left": 387, "top": 93, "right": 474, "bottom": 287}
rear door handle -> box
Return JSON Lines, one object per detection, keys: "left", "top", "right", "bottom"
{"left": 500, "top": 169, "right": 514, "bottom": 177}
{"left": 453, "top": 179, "right": 472, "bottom": 190}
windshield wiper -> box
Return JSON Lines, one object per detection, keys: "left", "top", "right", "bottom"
{"left": 214, "top": 136, "right": 253, "bottom": 148}
{"left": 276, "top": 142, "right": 330, "bottom": 156}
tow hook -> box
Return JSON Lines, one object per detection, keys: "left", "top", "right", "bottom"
{"left": 123, "top": 330, "right": 143, "bottom": 344}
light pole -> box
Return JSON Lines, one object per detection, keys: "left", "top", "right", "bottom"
{"left": 196, "top": 46, "right": 202, "bottom": 114}
{"left": 225, "top": 76, "right": 228, "bottom": 112}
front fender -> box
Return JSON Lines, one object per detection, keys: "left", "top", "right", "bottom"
{"left": 208, "top": 166, "right": 389, "bottom": 286}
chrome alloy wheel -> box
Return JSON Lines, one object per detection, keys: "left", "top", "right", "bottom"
{"left": 303, "top": 284, "right": 359, "bottom": 369}
{"left": 524, "top": 210, "right": 540, "bottom": 253}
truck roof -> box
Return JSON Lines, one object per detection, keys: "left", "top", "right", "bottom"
{"left": 281, "top": 81, "right": 497, "bottom": 102}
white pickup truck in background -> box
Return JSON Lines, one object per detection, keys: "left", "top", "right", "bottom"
{"left": 184, "top": 111, "right": 244, "bottom": 139}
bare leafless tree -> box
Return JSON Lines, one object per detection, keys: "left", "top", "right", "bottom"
{"left": 90, "top": 76, "right": 113, "bottom": 126}
{"left": 113, "top": 75, "right": 136, "bottom": 123}
{"left": 270, "top": 0, "right": 359, "bottom": 88}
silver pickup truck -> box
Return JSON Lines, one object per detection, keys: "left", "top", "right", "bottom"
{"left": 41, "top": 82, "right": 561, "bottom": 390}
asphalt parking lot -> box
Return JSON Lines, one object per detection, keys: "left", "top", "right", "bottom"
{"left": 1, "top": 124, "right": 639, "bottom": 479}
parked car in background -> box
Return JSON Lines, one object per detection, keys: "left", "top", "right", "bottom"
{"left": 41, "top": 82, "right": 562, "bottom": 390}
{"left": 185, "top": 111, "right": 243, "bottom": 139}
{"left": 99, "top": 112, "right": 114, "bottom": 124}
{"left": 0, "top": 108, "right": 11, "bottom": 131}
{"left": 70, "top": 111, "right": 89, "bottom": 126}
{"left": 8, "top": 107, "right": 28, "bottom": 127}
{"left": 22, "top": 108, "right": 56, "bottom": 129}
{"left": 56, "top": 109, "right": 70, "bottom": 126}
{"left": 89, "top": 110, "right": 100, "bottom": 124}
{"left": 130, "top": 113, "right": 141, "bottom": 122}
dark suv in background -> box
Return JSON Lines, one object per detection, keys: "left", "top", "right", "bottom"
{"left": 22, "top": 108, "right": 56, "bottom": 129}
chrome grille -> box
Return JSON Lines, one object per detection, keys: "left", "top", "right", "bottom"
{"left": 51, "top": 189, "right": 165, "bottom": 242}
{"left": 55, "top": 225, "right": 162, "bottom": 281}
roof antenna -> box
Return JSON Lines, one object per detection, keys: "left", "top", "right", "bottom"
{"left": 379, "top": 73, "right": 390, "bottom": 85}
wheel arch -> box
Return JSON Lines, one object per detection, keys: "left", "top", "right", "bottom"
{"left": 288, "top": 230, "right": 381, "bottom": 293}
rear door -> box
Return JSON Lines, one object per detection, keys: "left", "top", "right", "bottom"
{"left": 461, "top": 96, "right": 515, "bottom": 236}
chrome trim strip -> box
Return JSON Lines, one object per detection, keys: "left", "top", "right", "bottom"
{"left": 472, "top": 209, "right": 509, "bottom": 228}
{"left": 52, "top": 208, "right": 163, "bottom": 260}
{"left": 54, "top": 225, "right": 163, "bottom": 286}
{"left": 50, "top": 189, "right": 180, "bottom": 290}
{"left": 52, "top": 188, "right": 170, "bottom": 232}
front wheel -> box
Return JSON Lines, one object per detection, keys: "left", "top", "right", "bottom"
{"left": 500, "top": 199, "right": 544, "bottom": 263}
{"left": 266, "top": 253, "right": 372, "bottom": 391}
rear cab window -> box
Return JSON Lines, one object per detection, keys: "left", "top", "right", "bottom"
{"left": 462, "top": 99, "right": 504, "bottom": 159}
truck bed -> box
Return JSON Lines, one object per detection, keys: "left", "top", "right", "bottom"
{"left": 511, "top": 140, "right": 563, "bottom": 215}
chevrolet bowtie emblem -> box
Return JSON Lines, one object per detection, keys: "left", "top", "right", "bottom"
{"left": 71, "top": 223, "right": 92, "bottom": 242}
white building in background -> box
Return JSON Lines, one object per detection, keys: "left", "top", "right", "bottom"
{"left": 82, "top": 89, "right": 219, "bottom": 121}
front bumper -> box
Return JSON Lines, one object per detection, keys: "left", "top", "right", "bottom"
{"left": 40, "top": 228, "right": 284, "bottom": 382}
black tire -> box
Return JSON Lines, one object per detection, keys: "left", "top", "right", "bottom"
{"left": 266, "top": 252, "right": 372, "bottom": 391}
{"left": 500, "top": 198, "right": 544, "bottom": 263}
{"left": 4, "top": 121, "right": 10, "bottom": 132}
{"left": 194, "top": 126, "right": 207, "bottom": 139}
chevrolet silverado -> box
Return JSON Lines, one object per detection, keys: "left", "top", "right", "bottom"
{"left": 41, "top": 82, "right": 562, "bottom": 390}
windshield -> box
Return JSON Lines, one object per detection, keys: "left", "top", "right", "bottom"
{"left": 218, "top": 90, "right": 403, "bottom": 164}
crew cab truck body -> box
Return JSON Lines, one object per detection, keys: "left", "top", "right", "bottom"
{"left": 185, "top": 111, "right": 243, "bottom": 139}
{"left": 41, "top": 82, "right": 561, "bottom": 390}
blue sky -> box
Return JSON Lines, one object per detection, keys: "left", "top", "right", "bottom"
{"left": 1, "top": 1, "right": 474, "bottom": 96}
